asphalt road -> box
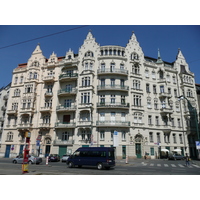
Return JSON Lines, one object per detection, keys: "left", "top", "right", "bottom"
{"left": 0, "top": 158, "right": 200, "bottom": 175}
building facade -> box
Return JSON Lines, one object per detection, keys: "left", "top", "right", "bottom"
{"left": 0, "top": 31, "right": 199, "bottom": 159}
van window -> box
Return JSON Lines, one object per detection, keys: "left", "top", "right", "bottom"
{"left": 74, "top": 151, "right": 80, "bottom": 157}
{"left": 108, "top": 151, "right": 114, "bottom": 158}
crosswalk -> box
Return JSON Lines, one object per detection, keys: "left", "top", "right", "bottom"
{"left": 141, "top": 162, "right": 200, "bottom": 168}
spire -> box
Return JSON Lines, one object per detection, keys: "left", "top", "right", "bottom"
{"left": 86, "top": 30, "right": 94, "bottom": 40}
{"left": 156, "top": 48, "right": 163, "bottom": 64}
{"left": 32, "top": 43, "right": 43, "bottom": 55}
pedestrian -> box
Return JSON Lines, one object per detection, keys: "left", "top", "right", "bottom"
{"left": 185, "top": 153, "right": 190, "bottom": 167}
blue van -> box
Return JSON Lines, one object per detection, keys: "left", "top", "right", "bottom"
{"left": 66, "top": 147, "right": 115, "bottom": 170}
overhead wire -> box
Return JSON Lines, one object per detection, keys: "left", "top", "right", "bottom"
{"left": 0, "top": 25, "right": 89, "bottom": 50}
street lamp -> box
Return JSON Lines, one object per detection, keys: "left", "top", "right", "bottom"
{"left": 178, "top": 95, "right": 200, "bottom": 159}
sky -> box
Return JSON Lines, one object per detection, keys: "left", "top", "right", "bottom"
{"left": 0, "top": 25, "right": 200, "bottom": 88}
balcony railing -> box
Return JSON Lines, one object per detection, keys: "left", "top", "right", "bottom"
{"left": 43, "top": 75, "right": 55, "bottom": 82}
{"left": 97, "top": 68, "right": 128, "bottom": 75}
{"left": 96, "top": 121, "right": 130, "bottom": 127}
{"left": 59, "top": 73, "right": 78, "bottom": 81}
{"left": 53, "top": 140, "right": 74, "bottom": 145}
{"left": 159, "top": 92, "right": 172, "bottom": 98}
{"left": 97, "top": 102, "right": 129, "bottom": 108}
{"left": 56, "top": 105, "right": 76, "bottom": 111}
{"left": 17, "top": 123, "right": 33, "bottom": 129}
{"left": 160, "top": 108, "right": 173, "bottom": 114}
{"left": 78, "top": 121, "right": 92, "bottom": 126}
{"left": 55, "top": 122, "right": 76, "bottom": 128}
{"left": 97, "top": 85, "right": 129, "bottom": 91}
{"left": 39, "top": 123, "right": 51, "bottom": 129}
{"left": 57, "top": 88, "right": 77, "bottom": 96}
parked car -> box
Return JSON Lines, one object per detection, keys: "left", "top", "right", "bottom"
{"left": 48, "top": 154, "right": 60, "bottom": 162}
{"left": 12, "top": 155, "right": 43, "bottom": 164}
{"left": 168, "top": 153, "right": 185, "bottom": 160}
{"left": 61, "top": 154, "right": 70, "bottom": 162}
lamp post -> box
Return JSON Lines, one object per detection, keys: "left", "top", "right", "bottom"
{"left": 178, "top": 95, "right": 200, "bottom": 159}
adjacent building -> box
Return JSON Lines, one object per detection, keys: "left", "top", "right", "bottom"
{"left": 0, "top": 31, "right": 199, "bottom": 159}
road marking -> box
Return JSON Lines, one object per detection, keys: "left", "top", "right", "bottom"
{"left": 164, "top": 164, "right": 169, "bottom": 167}
{"left": 171, "top": 164, "right": 176, "bottom": 167}
{"left": 157, "top": 164, "right": 161, "bottom": 167}
{"left": 178, "top": 164, "right": 184, "bottom": 168}
{"left": 150, "top": 163, "right": 154, "bottom": 166}
{"left": 192, "top": 165, "right": 200, "bottom": 168}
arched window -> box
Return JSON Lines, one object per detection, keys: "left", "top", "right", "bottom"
{"left": 14, "top": 89, "right": 20, "bottom": 96}
{"left": 7, "top": 132, "right": 13, "bottom": 141}
{"left": 32, "top": 61, "right": 39, "bottom": 67}
{"left": 34, "top": 72, "right": 38, "bottom": 79}
{"left": 131, "top": 52, "right": 139, "bottom": 60}
{"left": 85, "top": 51, "right": 94, "bottom": 57}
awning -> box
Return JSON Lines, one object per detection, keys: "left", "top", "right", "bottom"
{"left": 172, "top": 149, "right": 182, "bottom": 152}
{"left": 161, "top": 149, "right": 169, "bottom": 152}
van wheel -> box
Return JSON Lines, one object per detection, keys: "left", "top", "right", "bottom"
{"left": 68, "top": 162, "right": 74, "bottom": 168}
{"left": 97, "top": 163, "right": 103, "bottom": 170}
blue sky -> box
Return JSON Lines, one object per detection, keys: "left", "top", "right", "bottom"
{"left": 0, "top": 25, "right": 200, "bottom": 87}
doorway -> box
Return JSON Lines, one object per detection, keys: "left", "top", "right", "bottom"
{"left": 135, "top": 143, "right": 142, "bottom": 158}
{"left": 5, "top": 145, "right": 11, "bottom": 158}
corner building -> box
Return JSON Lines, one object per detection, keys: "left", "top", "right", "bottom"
{"left": 1, "top": 31, "right": 199, "bottom": 159}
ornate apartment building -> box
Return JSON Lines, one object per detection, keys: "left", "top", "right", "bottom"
{"left": 0, "top": 31, "right": 199, "bottom": 159}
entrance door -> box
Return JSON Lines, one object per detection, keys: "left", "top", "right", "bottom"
{"left": 59, "top": 146, "right": 67, "bottom": 157}
{"left": 45, "top": 145, "right": 51, "bottom": 157}
{"left": 135, "top": 143, "right": 142, "bottom": 158}
{"left": 5, "top": 145, "right": 11, "bottom": 158}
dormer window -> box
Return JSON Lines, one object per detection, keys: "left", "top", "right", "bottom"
{"left": 32, "top": 61, "right": 39, "bottom": 67}
{"left": 131, "top": 52, "right": 139, "bottom": 60}
{"left": 85, "top": 51, "right": 94, "bottom": 57}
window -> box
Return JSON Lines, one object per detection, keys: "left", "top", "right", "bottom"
{"left": 164, "top": 133, "right": 170, "bottom": 143}
{"left": 133, "top": 112, "right": 143, "bottom": 124}
{"left": 110, "top": 95, "right": 115, "bottom": 104}
{"left": 20, "top": 76, "right": 24, "bottom": 83}
{"left": 110, "top": 63, "right": 115, "bottom": 72}
{"left": 177, "top": 118, "right": 181, "bottom": 127}
{"left": 166, "top": 74, "right": 170, "bottom": 82}
{"left": 100, "top": 78, "right": 105, "bottom": 86}
{"left": 173, "top": 134, "right": 177, "bottom": 143}
{"left": 14, "top": 89, "right": 20, "bottom": 96}
{"left": 174, "top": 89, "right": 177, "bottom": 97}
{"left": 100, "top": 131, "right": 105, "bottom": 140}
{"left": 14, "top": 76, "right": 18, "bottom": 84}
{"left": 132, "top": 64, "right": 140, "bottom": 74}
{"left": 179, "top": 134, "right": 183, "bottom": 144}
{"left": 43, "top": 115, "right": 50, "bottom": 124}
{"left": 47, "top": 85, "right": 53, "bottom": 93}
{"left": 82, "top": 77, "right": 90, "bottom": 87}
{"left": 187, "top": 89, "right": 193, "bottom": 97}
{"left": 171, "top": 118, "right": 175, "bottom": 126}
{"left": 157, "top": 133, "right": 161, "bottom": 143}
{"left": 121, "top": 95, "right": 126, "bottom": 104}
{"left": 100, "top": 95, "right": 105, "bottom": 104}
{"left": 150, "top": 147, "right": 154, "bottom": 156}
{"left": 152, "top": 71, "right": 156, "bottom": 79}
{"left": 12, "top": 103, "right": 18, "bottom": 110}
{"left": 160, "top": 85, "right": 164, "bottom": 93}
{"left": 7, "top": 132, "right": 13, "bottom": 141}
{"left": 149, "top": 132, "right": 153, "bottom": 142}
{"left": 133, "top": 95, "right": 141, "bottom": 106}
{"left": 62, "top": 132, "right": 69, "bottom": 141}
{"left": 34, "top": 72, "right": 38, "bottom": 79}
{"left": 148, "top": 115, "right": 152, "bottom": 125}
{"left": 153, "top": 85, "right": 157, "bottom": 94}
{"left": 154, "top": 99, "right": 158, "bottom": 109}
{"left": 81, "top": 92, "right": 90, "bottom": 104}
{"left": 111, "top": 130, "right": 114, "bottom": 141}
{"left": 172, "top": 76, "right": 176, "bottom": 83}
{"left": 145, "top": 70, "right": 149, "bottom": 78}
{"left": 155, "top": 116, "right": 159, "bottom": 126}
{"left": 122, "top": 131, "right": 126, "bottom": 141}
{"left": 133, "top": 80, "right": 141, "bottom": 90}
{"left": 131, "top": 53, "right": 139, "bottom": 60}
{"left": 25, "top": 84, "right": 33, "bottom": 93}
{"left": 147, "top": 98, "right": 151, "bottom": 108}
{"left": 111, "top": 79, "right": 115, "bottom": 86}
{"left": 101, "top": 63, "right": 105, "bottom": 71}
{"left": 45, "top": 99, "right": 52, "bottom": 107}
{"left": 146, "top": 84, "right": 150, "bottom": 93}
{"left": 168, "top": 88, "right": 171, "bottom": 94}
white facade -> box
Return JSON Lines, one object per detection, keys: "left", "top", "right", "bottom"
{"left": 0, "top": 32, "right": 199, "bottom": 159}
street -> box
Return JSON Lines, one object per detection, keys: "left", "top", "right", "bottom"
{"left": 0, "top": 158, "right": 200, "bottom": 175}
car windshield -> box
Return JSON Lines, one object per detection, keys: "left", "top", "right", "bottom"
{"left": 51, "top": 154, "right": 58, "bottom": 156}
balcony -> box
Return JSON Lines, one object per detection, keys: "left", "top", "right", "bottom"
{"left": 97, "top": 68, "right": 128, "bottom": 76}
{"left": 53, "top": 139, "right": 74, "bottom": 145}
{"left": 159, "top": 92, "right": 172, "bottom": 98}
{"left": 7, "top": 110, "right": 18, "bottom": 115}
{"left": 40, "top": 107, "right": 52, "bottom": 112}
{"left": 44, "top": 92, "right": 53, "bottom": 97}
{"left": 57, "top": 88, "right": 77, "bottom": 96}
{"left": 78, "top": 121, "right": 92, "bottom": 127}
{"left": 59, "top": 73, "right": 78, "bottom": 82}
{"left": 39, "top": 123, "right": 51, "bottom": 129}
{"left": 56, "top": 105, "right": 76, "bottom": 112}
{"left": 43, "top": 75, "right": 55, "bottom": 82}
{"left": 17, "top": 123, "right": 33, "bottom": 130}
{"left": 160, "top": 108, "right": 173, "bottom": 115}
{"left": 97, "top": 85, "right": 129, "bottom": 92}
{"left": 96, "top": 121, "right": 130, "bottom": 127}
{"left": 97, "top": 102, "right": 129, "bottom": 109}
{"left": 55, "top": 122, "right": 76, "bottom": 128}
{"left": 20, "top": 107, "right": 35, "bottom": 114}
